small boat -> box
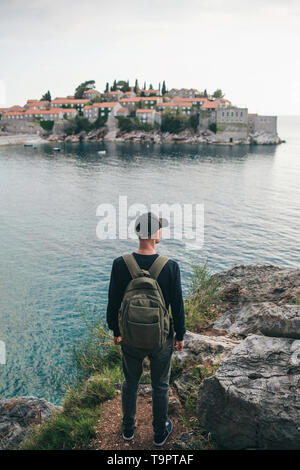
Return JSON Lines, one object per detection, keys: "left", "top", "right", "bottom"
{"left": 53, "top": 148, "right": 61, "bottom": 152}
{"left": 98, "top": 150, "right": 106, "bottom": 155}
{"left": 24, "top": 144, "right": 33, "bottom": 147}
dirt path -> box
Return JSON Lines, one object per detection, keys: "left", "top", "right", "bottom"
{"left": 91, "top": 387, "right": 187, "bottom": 450}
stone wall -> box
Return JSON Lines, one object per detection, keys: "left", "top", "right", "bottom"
{"left": 248, "top": 114, "right": 277, "bottom": 136}
{"left": 0, "top": 119, "right": 46, "bottom": 135}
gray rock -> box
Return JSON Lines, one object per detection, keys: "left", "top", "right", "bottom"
{"left": 197, "top": 335, "right": 300, "bottom": 449}
{"left": 172, "top": 431, "right": 199, "bottom": 450}
{"left": 215, "top": 302, "right": 300, "bottom": 339}
{"left": 173, "top": 330, "right": 239, "bottom": 365}
{"left": 216, "top": 265, "right": 300, "bottom": 306}
{"left": 0, "top": 396, "right": 58, "bottom": 449}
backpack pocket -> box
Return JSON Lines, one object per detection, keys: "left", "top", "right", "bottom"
{"left": 128, "top": 305, "right": 160, "bottom": 324}
{"left": 127, "top": 320, "right": 161, "bottom": 349}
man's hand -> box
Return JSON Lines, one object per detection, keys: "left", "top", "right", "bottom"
{"left": 174, "top": 339, "right": 184, "bottom": 352}
{"left": 113, "top": 336, "right": 122, "bottom": 346}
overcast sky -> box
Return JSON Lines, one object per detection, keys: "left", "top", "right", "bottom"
{"left": 1, "top": 0, "right": 300, "bottom": 115}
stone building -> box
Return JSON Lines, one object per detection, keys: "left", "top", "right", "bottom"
{"left": 169, "top": 88, "right": 200, "bottom": 99}
{"left": 83, "top": 102, "right": 121, "bottom": 122}
{"left": 2, "top": 108, "right": 77, "bottom": 121}
{"left": 248, "top": 114, "right": 277, "bottom": 136}
{"left": 83, "top": 89, "right": 101, "bottom": 100}
{"left": 214, "top": 107, "right": 248, "bottom": 142}
{"left": 136, "top": 109, "right": 157, "bottom": 125}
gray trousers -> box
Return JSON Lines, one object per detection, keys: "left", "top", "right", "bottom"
{"left": 121, "top": 335, "right": 174, "bottom": 434}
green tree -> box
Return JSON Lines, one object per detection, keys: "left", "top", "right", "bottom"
{"left": 41, "top": 90, "right": 51, "bottom": 102}
{"left": 134, "top": 79, "right": 139, "bottom": 94}
{"left": 212, "top": 89, "right": 224, "bottom": 98}
{"left": 189, "top": 113, "right": 200, "bottom": 132}
{"left": 117, "top": 80, "right": 130, "bottom": 92}
{"left": 94, "top": 109, "right": 108, "bottom": 129}
{"left": 116, "top": 116, "right": 134, "bottom": 132}
{"left": 39, "top": 120, "right": 54, "bottom": 131}
{"left": 161, "top": 113, "right": 187, "bottom": 133}
{"left": 74, "top": 80, "right": 95, "bottom": 99}
{"left": 209, "top": 122, "right": 217, "bottom": 133}
{"left": 161, "top": 81, "right": 167, "bottom": 95}
{"left": 204, "top": 89, "right": 208, "bottom": 98}
{"left": 105, "top": 82, "right": 109, "bottom": 93}
{"left": 110, "top": 80, "right": 117, "bottom": 92}
{"left": 149, "top": 83, "right": 153, "bottom": 89}
{"left": 143, "top": 81, "right": 146, "bottom": 90}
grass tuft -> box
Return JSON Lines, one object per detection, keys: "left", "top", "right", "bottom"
{"left": 185, "top": 263, "right": 221, "bottom": 332}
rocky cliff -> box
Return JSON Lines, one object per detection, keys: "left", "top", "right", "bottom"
{"left": 194, "top": 265, "right": 300, "bottom": 449}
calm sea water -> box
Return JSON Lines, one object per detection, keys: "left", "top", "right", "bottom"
{"left": 0, "top": 116, "right": 299, "bottom": 403}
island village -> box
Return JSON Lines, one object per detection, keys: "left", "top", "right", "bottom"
{"left": 0, "top": 79, "right": 280, "bottom": 145}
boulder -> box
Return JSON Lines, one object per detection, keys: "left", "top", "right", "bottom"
{"left": 173, "top": 330, "right": 239, "bottom": 365}
{"left": 0, "top": 396, "right": 59, "bottom": 449}
{"left": 197, "top": 335, "right": 300, "bottom": 449}
{"left": 215, "top": 265, "right": 300, "bottom": 306}
{"left": 212, "top": 265, "right": 300, "bottom": 338}
{"left": 214, "top": 302, "right": 300, "bottom": 339}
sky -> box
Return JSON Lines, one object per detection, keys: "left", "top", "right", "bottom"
{"left": 0, "top": 0, "right": 300, "bottom": 115}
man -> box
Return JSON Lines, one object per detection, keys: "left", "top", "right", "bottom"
{"left": 106, "top": 212, "right": 185, "bottom": 446}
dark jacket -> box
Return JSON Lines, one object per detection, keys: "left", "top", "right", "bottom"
{"left": 106, "top": 252, "right": 186, "bottom": 341}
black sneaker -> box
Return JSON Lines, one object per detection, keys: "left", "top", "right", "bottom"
{"left": 122, "top": 420, "right": 135, "bottom": 441}
{"left": 122, "top": 427, "right": 134, "bottom": 441}
{"left": 154, "top": 418, "right": 173, "bottom": 446}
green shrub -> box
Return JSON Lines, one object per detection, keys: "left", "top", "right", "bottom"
{"left": 71, "top": 320, "right": 122, "bottom": 380}
{"left": 185, "top": 264, "right": 221, "bottom": 332}
{"left": 209, "top": 122, "right": 217, "bottom": 133}
{"left": 116, "top": 116, "right": 134, "bottom": 132}
{"left": 21, "top": 407, "right": 98, "bottom": 450}
{"left": 188, "top": 113, "right": 199, "bottom": 132}
{"left": 64, "top": 116, "right": 93, "bottom": 135}
{"left": 40, "top": 120, "right": 54, "bottom": 132}
{"left": 161, "top": 115, "right": 187, "bottom": 133}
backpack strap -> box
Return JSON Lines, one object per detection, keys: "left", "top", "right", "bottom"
{"left": 149, "top": 255, "right": 169, "bottom": 280}
{"left": 122, "top": 253, "right": 144, "bottom": 279}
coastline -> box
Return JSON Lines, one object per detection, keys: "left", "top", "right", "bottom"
{"left": 0, "top": 134, "right": 48, "bottom": 147}
{"left": 46, "top": 128, "right": 282, "bottom": 146}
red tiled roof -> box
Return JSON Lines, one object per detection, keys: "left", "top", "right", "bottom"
{"left": 139, "top": 97, "right": 161, "bottom": 102}
{"left": 159, "top": 101, "right": 192, "bottom": 108}
{"left": 2, "top": 112, "right": 24, "bottom": 117}
{"left": 92, "top": 102, "right": 118, "bottom": 108}
{"left": 120, "top": 98, "right": 141, "bottom": 103}
{"left": 140, "top": 89, "right": 159, "bottom": 94}
{"left": 136, "top": 109, "right": 155, "bottom": 114}
{"left": 3, "top": 108, "right": 77, "bottom": 117}
{"left": 117, "top": 107, "right": 127, "bottom": 113}
{"left": 51, "top": 99, "right": 89, "bottom": 105}
{"left": 173, "top": 96, "right": 207, "bottom": 103}
{"left": 201, "top": 101, "right": 219, "bottom": 109}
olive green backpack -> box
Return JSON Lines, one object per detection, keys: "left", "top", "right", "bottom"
{"left": 118, "top": 253, "right": 170, "bottom": 349}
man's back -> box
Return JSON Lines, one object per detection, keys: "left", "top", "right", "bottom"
{"left": 106, "top": 252, "right": 186, "bottom": 342}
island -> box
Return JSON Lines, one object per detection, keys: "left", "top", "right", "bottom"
{"left": 0, "top": 79, "right": 281, "bottom": 146}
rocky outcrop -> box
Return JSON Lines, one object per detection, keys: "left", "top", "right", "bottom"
{"left": 0, "top": 396, "right": 59, "bottom": 449}
{"left": 197, "top": 334, "right": 300, "bottom": 449}
{"left": 212, "top": 265, "right": 300, "bottom": 337}
{"left": 173, "top": 330, "right": 239, "bottom": 365}
{"left": 249, "top": 132, "right": 281, "bottom": 145}
{"left": 215, "top": 302, "right": 300, "bottom": 339}
{"left": 196, "top": 265, "right": 300, "bottom": 449}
